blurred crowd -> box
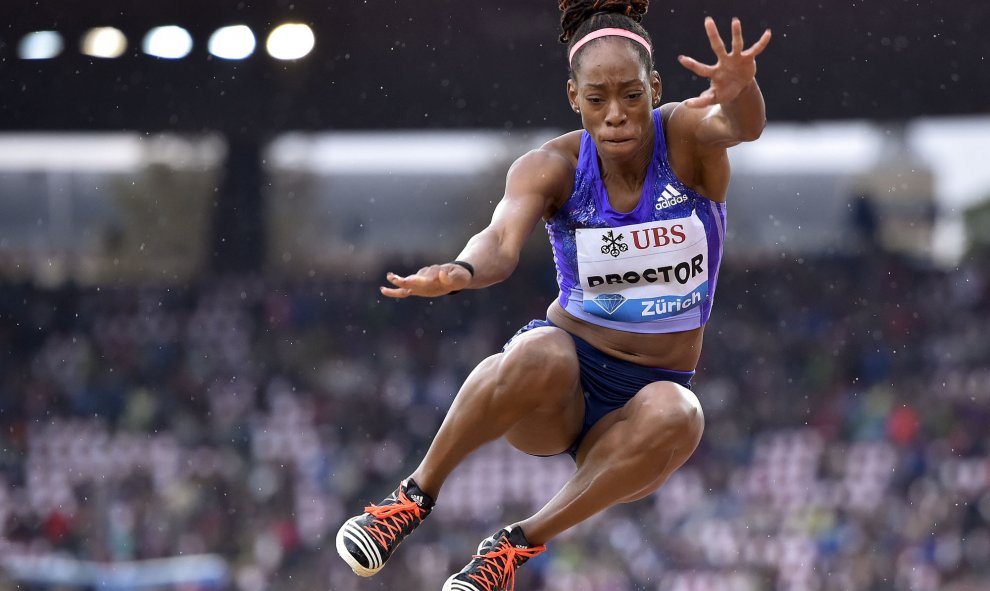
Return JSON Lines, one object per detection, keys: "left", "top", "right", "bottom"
{"left": 0, "top": 249, "right": 988, "bottom": 591}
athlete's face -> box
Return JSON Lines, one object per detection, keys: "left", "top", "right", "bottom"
{"left": 567, "top": 39, "right": 661, "bottom": 161}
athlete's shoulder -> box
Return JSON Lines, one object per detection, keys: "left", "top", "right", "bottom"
{"left": 659, "top": 101, "right": 680, "bottom": 124}
{"left": 542, "top": 129, "right": 583, "bottom": 163}
{"left": 509, "top": 130, "right": 581, "bottom": 180}
{"left": 504, "top": 131, "right": 582, "bottom": 211}
{"left": 659, "top": 101, "right": 696, "bottom": 142}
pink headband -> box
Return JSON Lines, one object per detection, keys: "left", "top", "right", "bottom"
{"left": 568, "top": 27, "right": 652, "bottom": 66}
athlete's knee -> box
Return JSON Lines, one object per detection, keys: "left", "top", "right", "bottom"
{"left": 628, "top": 382, "right": 705, "bottom": 448}
{"left": 496, "top": 328, "right": 578, "bottom": 401}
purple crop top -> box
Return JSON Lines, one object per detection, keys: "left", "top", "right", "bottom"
{"left": 545, "top": 108, "right": 727, "bottom": 334}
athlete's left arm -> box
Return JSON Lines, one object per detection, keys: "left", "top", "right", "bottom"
{"left": 676, "top": 16, "right": 772, "bottom": 149}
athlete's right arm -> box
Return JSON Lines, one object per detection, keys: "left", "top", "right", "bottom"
{"left": 381, "top": 146, "right": 574, "bottom": 298}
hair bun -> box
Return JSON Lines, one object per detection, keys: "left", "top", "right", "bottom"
{"left": 559, "top": 1, "right": 650, "bottom": 43}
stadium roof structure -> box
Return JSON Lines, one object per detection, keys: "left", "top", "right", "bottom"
{"left": 0, "top": 0, "right": 986, "bottom": 133}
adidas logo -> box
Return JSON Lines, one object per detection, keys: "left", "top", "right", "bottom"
{"left": 409, "top": 494, "right": 425, "bottom": 506}
{"left": 655, "top": 183, "right": 688, "bottom": 210}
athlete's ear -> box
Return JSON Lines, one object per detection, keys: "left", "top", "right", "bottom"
{"left": 567, "top": 78, "right": 580, "bottom": 113}
{"left": 651, "top": 71, "right": 662, "bottom": 106}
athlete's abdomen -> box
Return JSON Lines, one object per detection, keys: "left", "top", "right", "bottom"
{"left": 546, "top": 301, "right": 705, "bottom": 371}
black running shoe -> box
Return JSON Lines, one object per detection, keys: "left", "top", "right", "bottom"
{"left": 443, "top": 526, "right": 546, "bottom": 591}
{"left": 335, "top": 478, "right": 434, "bottom": 577}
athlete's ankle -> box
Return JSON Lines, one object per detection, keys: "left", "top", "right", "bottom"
{"left": 511, "top": 521, "right": 548, "bottom": 546}
{"left": 408, "top": 471, "right": 441, "bottom": 501}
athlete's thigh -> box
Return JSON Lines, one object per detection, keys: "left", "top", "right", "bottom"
{"left": 500, "top": 326, "right": 585, "bottom": 456}
{"left": 574, "top": 381, "right": 703, "bottom": 478}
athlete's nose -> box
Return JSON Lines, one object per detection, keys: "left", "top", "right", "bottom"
{"left": 604, "top": 99, "right": 626, "bottom": 126}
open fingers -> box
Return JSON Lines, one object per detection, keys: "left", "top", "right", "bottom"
{"left": 380, "top": 286, "right": 410, "bottom": 298}
{"left": 381, "top": 272, "right": 412, "bottom": 298}
{"left": 743, "top": 28, "right": 773, "bottom": 57}
{"left": 380, "top": 266, "right": 460, "bottom": 298}
{"left": 678, "top": 54, "right": 715, "bottom": 78}
{"left": 730, "top": 17, "right": 743, "bottom": 55}
{"left": 704, "top": 16, "right": 727, "bottom": 57}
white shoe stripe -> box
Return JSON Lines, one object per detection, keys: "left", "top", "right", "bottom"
{"left": 342, "top": 522, "right": 375, "bottom": 567}
{"left": 344, "top": 521, "right": 383, "bottom": 569}
{"left": 443, "top": 577, "right": 479, "bottom": 591}
{"left": 336, "top": 521, "right": 377, "bottom": 577}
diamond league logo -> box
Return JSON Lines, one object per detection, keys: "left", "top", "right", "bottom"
{"left": 592, "top": 293, "right": 627, "bottom": 315}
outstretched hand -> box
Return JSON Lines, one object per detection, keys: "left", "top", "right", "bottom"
{"left": 380, "top": 263, "right": 473, "bottom": 298}
{"left": 678, "top": 17, "right": 772, "bottom": 108}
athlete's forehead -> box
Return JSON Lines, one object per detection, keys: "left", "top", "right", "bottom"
{"left": 573, "top": 37, "right": 648, "bottom": 71}
{"left": 572, "top": 40, "right": 649, "bottom": 83}
{"left": 581, "top": 78, "right": 645, "bottom": 89}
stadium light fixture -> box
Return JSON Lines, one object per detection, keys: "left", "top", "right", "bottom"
{"left": 208, "top": 25, "right": 256, "bottom": 60}
{"left": 18, "top": 31, "right": 64, "bottom": 60}
{"left": 81, "top": 27, "right": 128, "bottom": 59}
{"left": 266, "top": 24, "right": 315, "bottom": 60}
{"left": 143, "top": 26, "right": 193, "bottom": 59}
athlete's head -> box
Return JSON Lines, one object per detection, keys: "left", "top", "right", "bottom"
{"left": 559, "top": 1, "right": 661, "bottom": 158}
{"left": 559, "top": 0, "right": 654, "bottom": 78}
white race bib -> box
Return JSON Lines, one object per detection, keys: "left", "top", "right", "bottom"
{"left": 575, "top": 212, "right": 709, "bottom": 323}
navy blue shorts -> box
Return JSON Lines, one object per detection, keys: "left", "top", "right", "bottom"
{"left": 505, "top": 319, "right": 695, "bottom": 459}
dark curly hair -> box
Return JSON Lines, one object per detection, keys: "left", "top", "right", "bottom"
{"left": 559, "top": 0, "right": 653, "bottom": 76}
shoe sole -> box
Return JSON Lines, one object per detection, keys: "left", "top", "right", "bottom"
{"left": 335, "top": 517, "right": 383, "bottom": 577}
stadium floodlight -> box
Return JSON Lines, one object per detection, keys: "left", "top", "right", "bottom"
{"left": 18, "top": 31, "right": 64, "bottom": 60}
{"left": 81, "top": 27, "right": 127, "bottom": 58}
{"left": 208, "top": 25, "right": 256, "bottom": 60}
{"left": 142, "top": 26, "right": 193, "bottom": 59}
{"left": 266, "top": 23, "right": 315, "bottom": 60}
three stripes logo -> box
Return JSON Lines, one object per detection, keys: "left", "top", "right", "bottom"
{"left": 655, "top": 183, "right": 688, "bottom": 210}
{"left": 339, "top": 518, "right": 385, "bottom": 573}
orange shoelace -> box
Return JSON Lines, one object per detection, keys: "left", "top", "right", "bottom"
{"left": 362, "top": 490, "right": 426, "bottom": 548}
{"left": 467, "top": 539, "right": 546, "bottom": 591}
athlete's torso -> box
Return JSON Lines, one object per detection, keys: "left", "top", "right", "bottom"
{"left": 545, "top": 108, "right": 727, "bottom": 370}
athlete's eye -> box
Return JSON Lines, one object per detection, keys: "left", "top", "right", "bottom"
{"left": 627, "top": 92, "right": 643, "bottom": 100}
{"left": 586, "top": 96, "right": 603, "bottom": 104}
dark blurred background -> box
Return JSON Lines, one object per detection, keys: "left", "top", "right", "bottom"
{"left": 1, "top": 0, "right": 988, "bottom": 131}
{"left": 1, "top": 2, "right": 989, "bottom": 591}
